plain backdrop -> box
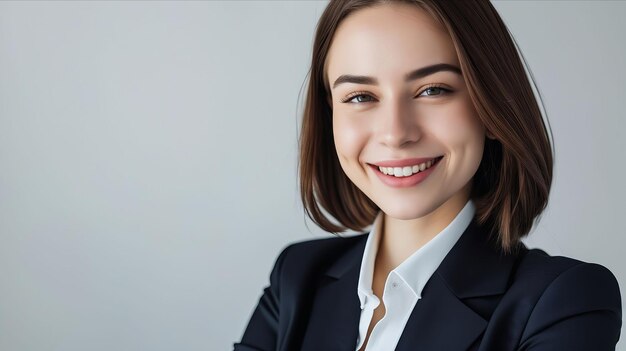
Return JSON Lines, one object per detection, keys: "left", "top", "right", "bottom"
{"left": 0, "top": 1, "right": 624, "bottom": 350}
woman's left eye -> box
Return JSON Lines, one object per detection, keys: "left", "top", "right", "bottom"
{"left": 418, "top": 86, "right": 451, "bottom": 97}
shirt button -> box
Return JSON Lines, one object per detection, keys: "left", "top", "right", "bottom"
{"left": 392, "top": 282, "right": 398, "bottom": 288}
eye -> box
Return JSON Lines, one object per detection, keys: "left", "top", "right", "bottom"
{"left": 418, "top": 85, "right": 452, "bottom": 97}
{"left": 340, "top": 92, "right": 376, "bottom": 104}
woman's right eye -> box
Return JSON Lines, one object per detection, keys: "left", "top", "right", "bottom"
{"left": 341, "top": 93, "right": 375, "bottom": 104}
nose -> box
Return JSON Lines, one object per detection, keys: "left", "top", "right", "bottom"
{"left": 376, "top": 96, "right": 421, "bottom": 149}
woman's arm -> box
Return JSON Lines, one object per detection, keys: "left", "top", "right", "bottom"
{"left": 518, "top": 262, "right": 622, "bottom": 350}
{"left": 233, "top": 245, "right": 291, "bottom": 351}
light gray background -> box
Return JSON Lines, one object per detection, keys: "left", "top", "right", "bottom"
{"left": 0, "top": 1, "right": 623, "bottom": 350}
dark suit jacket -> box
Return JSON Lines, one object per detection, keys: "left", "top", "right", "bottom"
{"left": 234, "top": 219, "right": 622, "bottom": 350}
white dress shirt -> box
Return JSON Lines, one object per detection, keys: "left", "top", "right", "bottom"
{"left": 355, "top": 200, "right": 476, "bottom": 351}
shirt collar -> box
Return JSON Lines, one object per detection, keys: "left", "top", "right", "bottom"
{"left": 357, "top": 199, "right": 476, "bottom": 308}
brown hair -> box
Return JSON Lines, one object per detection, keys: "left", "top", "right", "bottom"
{"left": 298, "top": 0, "right": 554, "bottom": 253}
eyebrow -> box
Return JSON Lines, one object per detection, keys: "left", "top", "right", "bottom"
{"left": 331, "top": 63, "right": 462, "bottom": 89}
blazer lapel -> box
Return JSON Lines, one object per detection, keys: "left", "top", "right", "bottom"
{"left": 395, "top": 272, "right": 487, "bottom": 350}
{"left": 300, "top": 234, "right": 368, "bottom": 351}
{"left": 396, "top": 219, "right": 526, "bottom": 350}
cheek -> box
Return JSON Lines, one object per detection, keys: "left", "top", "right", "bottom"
{"left": 428, "top": 100, "right": 485, "bottom": 150}
{"left": 332, "top": 115, "right": 369, "bottom": 165}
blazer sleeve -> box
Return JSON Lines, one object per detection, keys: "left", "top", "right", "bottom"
{"left": 519, "top": 262, "right": 622, "bottom": 350}
{"left": 233, "top": 244, "right": 291, "bottom": 351}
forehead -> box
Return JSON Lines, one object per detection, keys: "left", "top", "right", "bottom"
{"left": 326, "top": 3, "right": 459, "bottom": 84}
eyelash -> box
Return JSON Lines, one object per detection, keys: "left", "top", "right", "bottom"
{"left": 339, "top": 84, "right": 452, "bottom": 104}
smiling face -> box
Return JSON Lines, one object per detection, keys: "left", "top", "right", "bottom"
{"left": 325, "top": 3, "right": 486, "bottom": 222}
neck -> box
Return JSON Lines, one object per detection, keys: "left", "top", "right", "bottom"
{"left": 377, "top": 187, "right": 471, "bottom": 270}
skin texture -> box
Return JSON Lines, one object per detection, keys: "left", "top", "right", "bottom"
{"left": 325, "top": 4, "right": 489, "bottom": 347}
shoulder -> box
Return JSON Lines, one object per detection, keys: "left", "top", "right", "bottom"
{"left": 281, "top": 234, "right": 365, "bottom": 258}
{"left": 265, "top": 234, "right": 365, "bottom": 293}
{"left": 264, "top": 234, "right": 368, "bottom": 274}
{"left": 512, "top": 248, "right": 622, "bottom": 347}
{"left": 514, "top": 248, "right": 621, "bottom": 299}
{"left": 276, "top": 234, "right": 365, "bottom": 273}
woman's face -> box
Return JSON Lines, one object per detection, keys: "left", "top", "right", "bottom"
{"left": 326, "top": 3, "right": 486, "bottom": 221}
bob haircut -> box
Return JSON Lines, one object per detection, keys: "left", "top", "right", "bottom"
{"left": 299, "top": 0, "right": 554, "bottom": 253}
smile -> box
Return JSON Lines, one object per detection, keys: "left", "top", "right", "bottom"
{"left": 378, "top": 157, "right": 441, "bottom": 178}
{"left": 369, "top": 156, "right": 443, "bottom": 188}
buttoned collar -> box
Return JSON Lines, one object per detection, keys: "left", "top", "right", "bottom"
{"left": 356, "top": 200, "right": 476, "bottom": 309}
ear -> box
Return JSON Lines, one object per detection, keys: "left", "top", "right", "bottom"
{"left": 485, "top": 129, "right": 496, "bottom": 140}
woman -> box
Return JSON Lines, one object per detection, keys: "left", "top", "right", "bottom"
{"left": 234, "top": 0, "right": 622, "bottom": 350}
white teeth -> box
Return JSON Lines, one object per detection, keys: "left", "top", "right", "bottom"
{"left": 377, "top": 157, "right": 439, "bottom": 178}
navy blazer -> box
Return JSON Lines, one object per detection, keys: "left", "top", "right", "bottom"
{"left": 234, "top": 219, "right": 622, "bottom": 350}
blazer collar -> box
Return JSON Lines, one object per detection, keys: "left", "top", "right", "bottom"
{"left": 325, "top": 233, "right": 368, "bottom": 280}
{"left": 436, "top": 218, "right": 527, "bottom": 298}
{"left": 299, "top": 218, "right": 526, "bottom": 351}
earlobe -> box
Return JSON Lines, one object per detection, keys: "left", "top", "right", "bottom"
{"left": 486, "top": 130, "right": 496, "bottom": 140}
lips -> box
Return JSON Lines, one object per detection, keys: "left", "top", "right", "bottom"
{"left": 372, "top": 156, "right": 443, "bottom": 168}
{"left": 368, "top": 156, "right": 443, "bottom": 188}
{"left": 378, "top": 156, "right": 442, "bottom": 177}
